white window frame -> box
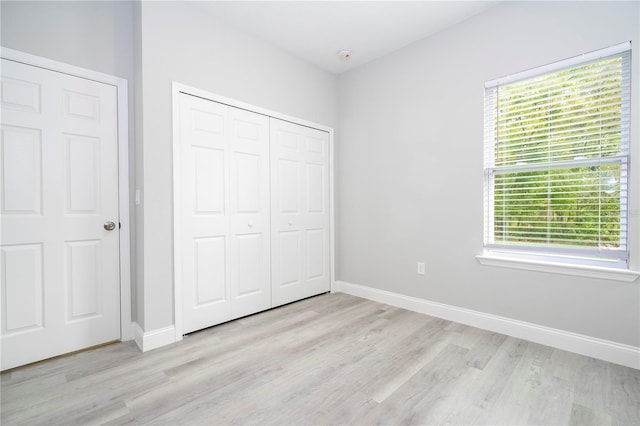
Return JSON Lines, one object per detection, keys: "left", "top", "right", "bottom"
{"left": 478, "top": 42, "right": 639, "bottom": 282}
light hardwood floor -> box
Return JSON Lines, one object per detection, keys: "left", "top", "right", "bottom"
{"left": 1, "top": 293, "right": 639, "bottom": 425}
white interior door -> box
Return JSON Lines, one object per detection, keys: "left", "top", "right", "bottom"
{"left": 1, "top": 58, "right": 120, "bottom": 370}
{"left": 179, "top": 94, "right": 232, "bottom": 334}
{"left": 270, "top": 118, "right": 330, "bottom": 307}
{"left": 229, "top": 107, "right": 271, "bottom": 318}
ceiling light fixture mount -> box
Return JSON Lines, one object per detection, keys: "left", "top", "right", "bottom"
{"left": 338, "top": 48, "right": 352, "bottom": 61}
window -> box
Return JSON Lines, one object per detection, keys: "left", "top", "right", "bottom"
{"left": 483, "top": 43, "right": 631, "bottom": 269}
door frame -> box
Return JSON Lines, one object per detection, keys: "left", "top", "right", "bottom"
{"left": 1, "top": 47, "right": 133, "bottom": 342}
{"left": 172, "top": 82, "right": 335, "bottom": 341}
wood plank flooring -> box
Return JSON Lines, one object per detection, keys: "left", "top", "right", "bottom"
{"left": 2, "top": 293, "right": 639, "bottom": 425}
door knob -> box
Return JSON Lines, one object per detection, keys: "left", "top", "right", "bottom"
{"left": 247, "top": 222, "right": 253, "bottom": 228}
{"left": 288, "top": 222, "right": 293, "bottom": 226}
{"left": 104, "top": 221, "right": 116, "bottom": 231}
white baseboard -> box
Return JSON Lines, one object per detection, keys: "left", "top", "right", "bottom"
{"left": 133, "top": 323, "right": 177, "bottom": 352}
{"left": 335, "top": 280, "right": 640, "bottom": 369}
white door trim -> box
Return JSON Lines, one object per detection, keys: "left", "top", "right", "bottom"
{"left": 1, "top": 47, "right": 133, "bottom": 342}
{"left": 172, "top": 82, "right": 335, "bottom": 342}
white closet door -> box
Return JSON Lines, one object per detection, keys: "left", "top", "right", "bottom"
{"left": 1, "top": 59, "right": 120, "bottom": 370}
{"left": 179, "top": 94, "right": 271, "bottom": 334}
{"left": 179, "top": 94, "right": 232, "bottom": 334}
{"left": 229, "top": 108, "right": 270, "bottom": 318}
{"left": 270, "top": 118, "right": 330, "bottom": 307}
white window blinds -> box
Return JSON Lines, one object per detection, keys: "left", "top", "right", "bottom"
{"left": 484, "top": 43, "right": 631, "bottom": 267}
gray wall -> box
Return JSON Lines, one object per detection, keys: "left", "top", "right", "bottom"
{"left": 336, "top": 1, "right": 640, "bottom": 346}
{"left": 1, "top": 1, "right": 133, "bottom": 79}
{"left": 136, "top": 1, "right": 339, "bottom": 331}
{"left": 1, "top": 0, "right": 138, "bottom": 320}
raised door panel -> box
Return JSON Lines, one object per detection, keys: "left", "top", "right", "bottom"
{"left": 1, "top": 126, "right": 42, "bottom": 215}
{"left": 306, "top": 162, "right": 324, "bottom": 214}
{"left": 1, "top": 244, "right": 44, "bottom": 334}
{"left": 194, "top": 237, "right": 227, "bottom": 306}
{"left": 65, "top": 134, "right": 99, "bottom": 214}
{"left": 193, "top": 147, "right": 225, "bottom": 215}
{"left": 235, "top": 153, "right": 260, "bottom": 213}
{"left": 306, "top": 229, "right": 325, "bottom": 281}
{"left": 278, "top": 231, "right": 300, "bottom": 286}
{"left": 235, "top": 234, "right": 261, "bottom": 296}
{"left": 232, "top": 232, "right": 268, "bottom": 317}
{"left": 278, "top": 159, "right": 300, "bottom": 214}
{"left": 1, "top": 76, "right": 41, "bottom": 113}
{"left": 65, "top": 240, "right": 101, "bottom": 321}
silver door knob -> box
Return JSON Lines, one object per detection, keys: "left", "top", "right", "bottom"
{"left": 288, "top": 222, "right": 293, "bottom": 226}
{"left": 104, "top": 221, "right": 116, "bottom": 231}
{"left": 247, "top": 223, "right": 253, "bottom": 228}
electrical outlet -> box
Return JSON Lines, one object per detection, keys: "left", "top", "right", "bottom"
{"left": 417, "top": 262, "right": 425, "bottom": 275}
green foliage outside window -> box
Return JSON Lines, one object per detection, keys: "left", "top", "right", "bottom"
{"left": 490, "top": 56, "right": 625, "bottom": 250}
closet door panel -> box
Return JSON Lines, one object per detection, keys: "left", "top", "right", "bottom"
{"left": 271, "top": 118, "right": 330, "bottom": 307}
{"left": 303, "top": 132, "right": 330, "bottom": 291}
{"left": 193, "top": 236, "right": 227, "bottom": 304}
{"left": 235, "top": 234, "right": 262, "bottom": 295}
{"left": 279, "top": 230, "right": 301, "bottom": 285}
{"left": 229, "top": 108, "right": 270, "bottom": 318}
{"left": 278, "top": 159, "right": 300, "bottom": 214}
{"left": 180, "top": 94, "right": 231, "bottom": 334}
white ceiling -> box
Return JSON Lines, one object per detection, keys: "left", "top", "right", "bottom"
{"left": 198, "top": 1, "right": 499, "bottom": 74}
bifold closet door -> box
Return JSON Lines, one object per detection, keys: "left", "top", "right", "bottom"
{"left": 270, "top": 118, "right": 330, "bottom": 307}
{"left": 179, "top": 94, "right": 270, "bottom": 334}
{"left": 228, "top": 107, "right": 271, "bottom": 319}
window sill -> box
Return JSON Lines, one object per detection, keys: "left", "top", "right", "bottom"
{"left": 476, "top": 254, "right": 639, "bottom": 282}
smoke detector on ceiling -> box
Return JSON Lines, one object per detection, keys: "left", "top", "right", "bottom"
{"left": 337, "top": 49, "right": 352, "bottom": 61}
